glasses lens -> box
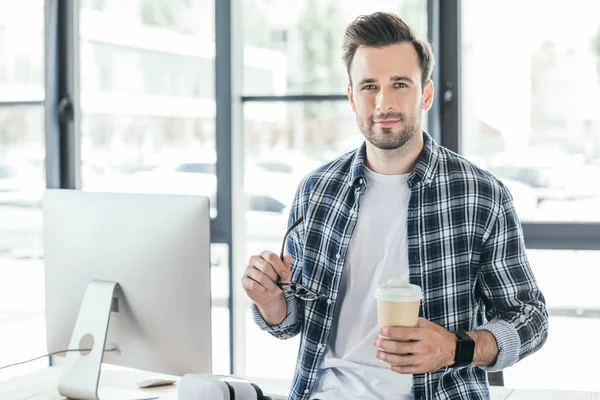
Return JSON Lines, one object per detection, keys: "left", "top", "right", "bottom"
{"left": 295, "top": 287, "right": 321, "bottom": 301}
{"left": 299, "top": 292, "right": 316, "bottom": 301}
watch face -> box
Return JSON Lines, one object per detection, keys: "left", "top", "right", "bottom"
{"left": 455, "top": 332, "right": 475, "bottom": 365}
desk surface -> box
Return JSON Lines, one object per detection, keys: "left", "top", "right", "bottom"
{"left": 1, "top": 367, "right": 599, "bottom": 400}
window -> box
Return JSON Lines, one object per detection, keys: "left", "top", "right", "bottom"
{"left": 504, "top": 250, "right": 600, "bottom": 392}
{"left": 242, "top": 0, "right": 427, "bottom": 96}
{"left": 79, "top": 2, "right": 217, "bottom": 201}
{"left": 78, "top": 0, "right": 229, "bottom": 374}
{"left": 242, "top": 101, "right": 362, "bottom": 377}
{"left": 0, "top": 0, "right": 45, "bottom": 381}
{"left": 239, "top": 0, "right": 429, "bottom": 377}
{"left": 0, "top": 106, "right": 45, "bottom": 381}
{"left": 0, "top": 1, "right": 44, "bottom": 101}
{"left": 461, "top": 0, "right": 600, "bottom": 222}
{"left": 461, "top": 2, "right": 600, "bottom": 391}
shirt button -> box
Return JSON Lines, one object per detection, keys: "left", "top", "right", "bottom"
{"left": 336, "top": 253, "right": 341, "bottom": 259}
{"left": 359, "top": 178, "right": 364, "bottom": 185}
{"left": 317, "top": 343, "right": 323, "bottom": 350}
{"left": 304, "top": 389, "right": 310, "bottom": 394}
{"left": 327, "top": 299, "right": 332, "bottom": 305}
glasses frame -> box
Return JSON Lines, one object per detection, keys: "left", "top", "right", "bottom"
{"left": 276, "top": 216, "right": 328, "bottom": 302}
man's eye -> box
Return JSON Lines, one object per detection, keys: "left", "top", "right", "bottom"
{"left": 394, "top": 83, "right": 408, "bottom": 88}
{"left": 362, "top": 85, "right": 376, "bottom": 90}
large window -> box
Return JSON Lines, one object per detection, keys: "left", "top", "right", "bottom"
{"left": 5, "top": 0, "right": 599, "bottom": 392}
{"left": 242, "top": 0, "right": 427, "bottom": 96}
{"left": 78, "top": 0, "right": 229, "bottom": 374}
{"left": 243, "top": 101, "right": 362, "bottom": 378}
{"left": 462, "top": 0, "right": 600, "bottom": 391}
{"left": 462, "top": 0, "right": 600, "bottom": 223}
{"left": 0, "top": 1, "right": 44, "bottom": 101}
{"left": 0, "top": 0, "right": 45, "bottom": 382}
{"left": 79, "top": 0, "right": 217, "bottom": 208}
{"left": 239, "top": 0, "right": 428, "bottom": 378}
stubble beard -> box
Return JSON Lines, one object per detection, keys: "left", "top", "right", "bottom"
{"left": 358, "top": 110, "right": 421, "bottom": 151}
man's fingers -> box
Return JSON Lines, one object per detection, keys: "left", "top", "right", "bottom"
{"left": 281, "top": 254, "right": 293, "bottom": 282}
{"left": 246, "top": 267, "right": 278, "bottom": 292}
{"left": 260, "top": 251, "right": 290, "bottom": 281}
{"left": 376, "top": 350, "right": 420, "bottom": 367}
{"left": 282, "top": 254, "right": 293, "bottom": 268}
{"left": 379, "top": 326, "right": 423, "bottom": 342}
{"left": 391, "top": 364, "right": 423, "bottom": 375}
{"left": 252, "top": 257, "right": 278, "bottom": 282}
{"left": 241, "top": 275, "right": 266, "bottom": 293}
{"left": 375, "top": 338, "right": 417, "bottom": 355}
{"left": 416, "top": 317, "right": 438, "bottom": 329}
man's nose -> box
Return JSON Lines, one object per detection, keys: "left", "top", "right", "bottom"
{"left": 376, "top": 90, "right": 394, "bottom": 112}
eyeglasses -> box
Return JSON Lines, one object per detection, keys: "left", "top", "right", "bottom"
{"left": 276, "top": 216, "right": 328, "bottom": 302}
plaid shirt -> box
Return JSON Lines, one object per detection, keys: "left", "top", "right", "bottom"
{"left": 252, "top": 132, "right": 548, "bottom": 400}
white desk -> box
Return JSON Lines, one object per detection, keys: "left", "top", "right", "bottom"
{"left": 0, "top": 367, "right": 290, "bottom": 400}
{"left": 1, "top": 367, "right": 598, "bottom": 400}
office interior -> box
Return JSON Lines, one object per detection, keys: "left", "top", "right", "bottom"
{"left": 1, "top": 0, "right": 600, "bottom": 397}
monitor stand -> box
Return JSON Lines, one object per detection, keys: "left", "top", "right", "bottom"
{"left": 58, "top": 280, "right": 120, "bottom": 400}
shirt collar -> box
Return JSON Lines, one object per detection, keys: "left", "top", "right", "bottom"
{"left": 349, "top": 131, "right": 440, "bottom": 189}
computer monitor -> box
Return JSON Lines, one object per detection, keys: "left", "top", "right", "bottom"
{"left": 43, "top": 189, "right": 212, "bottom": 399}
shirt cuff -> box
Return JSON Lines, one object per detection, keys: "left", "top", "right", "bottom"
{"left": 251, "top": 292, "right": 299, "bottom": 333}
{"left": 474, "top": 319, "right": 521, "bottom": 372}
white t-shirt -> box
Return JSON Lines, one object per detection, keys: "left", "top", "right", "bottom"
{"left": 310, "top": 167, "right": 413, "bottom": 400}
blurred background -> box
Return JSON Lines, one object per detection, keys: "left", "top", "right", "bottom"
{"left": 1, "top": 0, "right": 599, "bottom": 392}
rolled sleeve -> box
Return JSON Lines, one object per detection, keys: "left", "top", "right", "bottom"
{"left": 251, "top": 292, "right": 301, "bottom": 339}
{"left": 475, "top": 319, "right": 521, "bottom": 372}
{"left": 476, "top": 182, "right": 549, "bottom": 370}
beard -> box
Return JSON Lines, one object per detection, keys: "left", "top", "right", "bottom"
{"left": 357, "top": 109, "right": 421, "bottom": 151}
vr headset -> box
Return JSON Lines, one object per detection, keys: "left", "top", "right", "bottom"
{"left": 178, "top": 374, "right": 273, "bottom": 400}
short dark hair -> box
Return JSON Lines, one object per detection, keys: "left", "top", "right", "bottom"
{"left": 342, "top": 12, "right": 435, "bottom": 89}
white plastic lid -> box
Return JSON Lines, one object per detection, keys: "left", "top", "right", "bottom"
{"left": 374, "top": 279, "right": 422, "bottom": 302}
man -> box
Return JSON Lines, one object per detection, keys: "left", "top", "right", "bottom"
{"left": 241, "top": 12, "right": 548, "bottom": 400}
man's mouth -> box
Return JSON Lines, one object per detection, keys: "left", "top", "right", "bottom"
{"left": 373, "top": 119, "right": 401, "bottom": 127}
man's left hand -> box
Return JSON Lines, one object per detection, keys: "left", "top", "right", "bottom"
{"left": 373, "top": 318, "right": 457, "bottom": 374}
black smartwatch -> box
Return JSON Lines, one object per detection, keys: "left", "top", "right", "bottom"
{"left": 452, "top": 331, "right": 475, "bottom": 367}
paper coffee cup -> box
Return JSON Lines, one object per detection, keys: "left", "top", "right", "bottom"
{"left": 374, "top": 279, "right": 422, "bottom": 333}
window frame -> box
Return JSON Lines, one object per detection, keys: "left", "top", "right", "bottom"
{"left": 45, "top": 0, "right": 600, "bottom": 380}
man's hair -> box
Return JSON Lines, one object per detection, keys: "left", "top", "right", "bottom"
{"left": 342, "top": 12, "right": 435, "bottom": 89}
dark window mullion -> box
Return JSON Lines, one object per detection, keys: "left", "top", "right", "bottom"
{"left": 0, "top": 101, "right": 45, "bottom": 107}
{"left": 44, "top": 0, "right": 78, "bottom": 190}
{"left": 438, "top": 0, "right": 461, "bottom": 154}
{"left": 522, "top": 223, "right": 600, "bottom": 251}
{"left": 241, "top": 94, "right": 347, "bottom": 102}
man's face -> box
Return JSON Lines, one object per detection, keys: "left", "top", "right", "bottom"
{"left": 347, "top": 42, "right": 434, "bottom": 151}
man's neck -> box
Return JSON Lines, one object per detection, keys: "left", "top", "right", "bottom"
{"left": 364, "top": 131, "right": 424, "bottom": 175}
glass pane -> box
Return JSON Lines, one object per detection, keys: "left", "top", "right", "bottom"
{"left": 0, "top": 106, "right": 45, "bottom": 381}
{"left": 211, "top": 243, "right": 231, "bottom": 375}
{"left": 0, "top": 1, "right": 44, "bottom": 102}
{"left": 504, "top": 250, "right": 600, "bottom": 392}
{"left": 461, "top": 0, "right": 600, "bottom": 222}
{"left": 79, "top": 1, "right": 217, "bottom": 216}
{"left": 241, "top": 101, "right": 363, "bottom": 378}
{"left": 242, "top": 0, "right": 427, "bottom": 95}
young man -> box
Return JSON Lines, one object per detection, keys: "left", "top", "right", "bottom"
{"left": 241, "top": 12, "right": 548, "bottom": 400}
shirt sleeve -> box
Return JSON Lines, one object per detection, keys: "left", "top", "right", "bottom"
{"left": 251, "top": 291, "right": 302, "bottom": 339}
{"left": 475, "top": 182, "right": 549, "bottom": 372}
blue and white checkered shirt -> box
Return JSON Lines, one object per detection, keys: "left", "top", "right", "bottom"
{"left": 252, "top": 132, "right": 548, "bottom": 400}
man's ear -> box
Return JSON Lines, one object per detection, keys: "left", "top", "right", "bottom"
{"left": 421, "top": 80, "right": 434, "bottom": 112}
{"left": 347, "top": 83, "right": 356, "bottom": 112}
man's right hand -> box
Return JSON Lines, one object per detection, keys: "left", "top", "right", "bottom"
{"left": 241, "top": 251, "right": 293, "bottom": 325}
